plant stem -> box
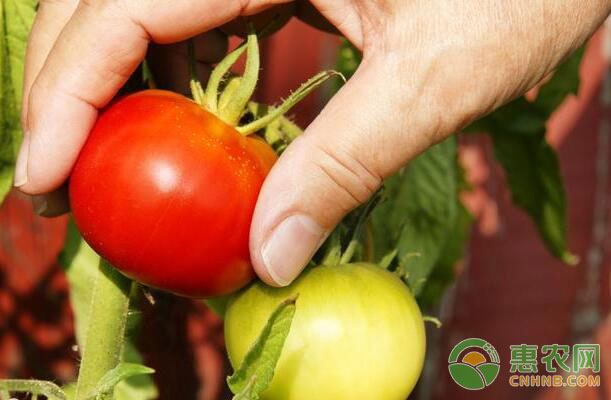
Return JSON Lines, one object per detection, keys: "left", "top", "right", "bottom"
{"left": 339, "top": 240, "right": 358, "bottom": 264}
{"left": 218, "top": 77, "right": 242, "bottom": 111}
{"left": 188, "top": 39, "right": 197, "bottom": 82}
{"left": 74, "top": 259, "right": 132, "bottom": 400}
{"left": 190, "top": 80, "right": 206, "bottom": 106}
{"left": 205, "top": 43, "right": 247, "bottom": 112}
{"left": 237, "top": 71, "right": 342, "bottom": 135}
{"left": 219, "top": 32, "right": 260, "bottom": 125}
{"left": 422, "top": 316, "right": 442, "bottom": 328}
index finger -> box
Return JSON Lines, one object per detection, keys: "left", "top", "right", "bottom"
{"left": 18, "top": 0, "right": 290, "bottom": 194}
{"left": 22, "top": 0, "right": 79, "bottom": 129}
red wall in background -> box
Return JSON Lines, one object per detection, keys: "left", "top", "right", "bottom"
{"left": 1, "top": 18, "right": 610, "bottom": 400}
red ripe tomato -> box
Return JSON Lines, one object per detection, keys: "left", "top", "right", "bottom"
{"left": 69, "top": 90, "right": 277, "bottom": 297}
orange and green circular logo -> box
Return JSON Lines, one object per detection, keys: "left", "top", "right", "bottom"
{"left": 448, "top": 338, "right": 500, "bottom": 390}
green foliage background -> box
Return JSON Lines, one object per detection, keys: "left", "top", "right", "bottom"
{"left": 0, "top": 0, "right": 36, "bottom": 200}
{"left": 334, "top": 39, "right": 582, "bottom": 309}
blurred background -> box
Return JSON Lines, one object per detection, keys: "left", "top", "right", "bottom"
{"left": 1, "top": 16, "right": 610, "bottom": 400}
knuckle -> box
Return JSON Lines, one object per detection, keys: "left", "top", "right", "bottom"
{"left": 310, "top": 139, "right": 382, "bottom": 210}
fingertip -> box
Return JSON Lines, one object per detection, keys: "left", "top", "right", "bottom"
{"left": 13, "top": 134, "right": 30, "bottom": 188}
{"left": 252, "top": 213, "right": 327, "bottom": 287}
{"left": 21, "top": 88, "right": 97, "bottom": 195}
{"left": 249, "top": 137, "right": 340, "bottom": 288}
{"left": 251, "top": 256, "right": 284, "bottom": 288}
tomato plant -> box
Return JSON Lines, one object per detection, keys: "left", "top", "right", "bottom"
{"left": 0, "top": 4, "right": 587, "bottom": 400}
{"left": 225, "top": 263, "right": 426, "bottom": 400}
{"left": 69, "top": 90, "right": 277, "bottom": 297}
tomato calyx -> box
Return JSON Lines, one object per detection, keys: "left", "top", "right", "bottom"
{"left": 189, "top": 30, "right": 343, "bottom": 139}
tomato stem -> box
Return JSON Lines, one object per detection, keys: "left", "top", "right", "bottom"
{"left": 187, "top": 38, "right": 207, "bottom": 106}
{"left": 218, "top": 77, "right": 242, "bottom": 111}
{"left": 339, "top": 240, "right": 358, "bottom": 264}
{"left": 74, "top": 259, "right": 132, "bottom": 400}
{"left": 422, "top": 316, "right": 442, "bottom": 328}
{"left": 195, "top": 30, "right": 338, "bottom": 144}
{"left": 204, "top": 43, "right": 247, "bottom": 112}
{"left": 248, "top": 102, "right": 304, "bottom": 143}
{"left": 188, "top": 39, "right": 197, "bottom": 82}
{"left": 278, "top": 115, "right": 303, "bottom": 140}
{"left": 142, "top": 59, "right": 156, "bottom": 89}
{"left": 237, "top": 71, "right": 343, "bottom": 136}
{"left": 190, "top": 80, "right": 206, "bottom": 106}
{"left": 219, "top": 32, "right": 260, "bottom": 125}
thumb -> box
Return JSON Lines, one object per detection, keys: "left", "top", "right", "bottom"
{"left": 250, "top": 56, "right": 448, "bottom": 286}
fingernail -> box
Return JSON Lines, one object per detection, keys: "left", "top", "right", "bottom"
{"left": 261, "top": 215, "right": 327, "bottom": 286}
{"left": 14, "top": 134, "right": 30, "bottom": 187}
{"left": 31, "top": 186, "right": 71, "bottom": 218}
{"left": 32, "top": 195, "right": 48, "bottom": 215}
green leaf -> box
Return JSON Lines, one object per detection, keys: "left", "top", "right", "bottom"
{"left": 418, "top": 200, "right": 472, "bottom": 309}
{"left": 227, "top": 297, "right": 297, "bottom": 398}
{"left": 0, "top": 379, "right": 67, "bottom": 400}
{"left": 0, "top": 0, "right": 36, "bottom": 204}
{"left": 373, "top": 137, "right": 459, "bottom": 295}
{"left": 232, "top": 376, "right": 257, "bottom": 400}
{"left": 491, "top": 131, "right": 576, "bottom": 263}
{"left": 85, "top": 363, "right": 155, "bottom": 400}
{"left": 435, "top": 199, "right": 472, "bottom": 268}
{"left": 62, "top": 383, "right": 76, "bottom": 400}
{"left": 464, "top": 49, "right": 584, "bottom": 263}
{"left": 368, "top": 172, "right": 403, "bottom": 260}
{"left": 535, "top": 47, "right": 584, "bottom": 114}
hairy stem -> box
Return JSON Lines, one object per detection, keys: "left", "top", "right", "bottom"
{"left": 205, "top": 43, "right": 247, "bottom": 113}
{"left": 218, "top": 76, "right": 242, "bottom": 111}
{"left": 339, "top": 240, "right": 358, "bottom": 264}
{"left": 219, "top": 32, "right": 260, "bottom": 125}
{"left": 237, "top": 71, "right": 343, "bottom": 135}
{"left": 74, "top": 259, "right": 132, "bottom": 400}
{"left": 190, "top": 80, "right": 206, "bottom": 106}
{"left": 0, "top": 380, "right": 65, "bottom": 400}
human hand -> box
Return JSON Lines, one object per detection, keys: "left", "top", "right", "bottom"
{"left": 17, "top": 0, "right": 611, "bottom": 287}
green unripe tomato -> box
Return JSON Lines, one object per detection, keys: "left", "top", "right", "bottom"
{"left": 224, "top": 263, "right": 426, "bottom": 400}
